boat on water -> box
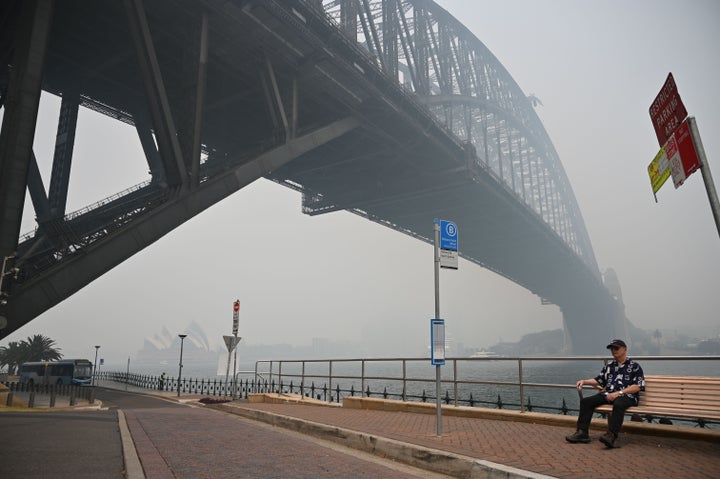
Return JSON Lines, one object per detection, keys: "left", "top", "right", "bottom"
{"left": 469, "top": 350, "right": 498, "bottom": 358}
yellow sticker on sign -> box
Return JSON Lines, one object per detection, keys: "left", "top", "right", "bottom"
{"left": 648, "top": 146, "right": 670, "bottom": 194}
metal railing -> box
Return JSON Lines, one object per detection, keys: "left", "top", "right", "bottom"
{"left": 96, "top": 355, "right": 720, "bottom": 427}
{"left": 254, "top": 355, "right": 720, "bottom": 426}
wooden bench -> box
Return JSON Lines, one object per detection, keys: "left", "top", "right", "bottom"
{"left": 580, "top": 375, "right": 720, "bottom": 427}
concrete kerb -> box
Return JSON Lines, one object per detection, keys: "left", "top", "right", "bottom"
{"left": 118, "top": 409, "right": 145, "bottom": 479}
{"left": 209, "top": 402, "right": 555, "bottom": 479}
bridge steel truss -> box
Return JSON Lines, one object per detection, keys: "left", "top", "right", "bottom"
{"left": 321, "top": 0, "right": 596, "bottom": 269}
{"left": 0, "top": 0, "right": 623, "bottom": 351}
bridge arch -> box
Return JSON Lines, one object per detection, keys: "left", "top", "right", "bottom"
{"left": 0, "top": 0, "right": 624, "bottom": 351}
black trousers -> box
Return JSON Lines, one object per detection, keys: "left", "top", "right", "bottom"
{"left": 576, "top": 393, "right": 635, "bottom": 436}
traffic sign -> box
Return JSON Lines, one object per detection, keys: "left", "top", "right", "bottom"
{"left": 647, "top": 145, "right": 670, "bottom": 196}
{"left": 223, "top": 335, "right": 241, "bottom": 352}
{"left": 666, "top": 119, "right": 700, "bottom": 189}
{"left": 232, "top": 300, "right": 239, "bottom": 334}
{"left": 649, "top": 72, "right": 688, "bottom": 147}
{"left": 439, "top": 220, "right": 458, "bottom": 251}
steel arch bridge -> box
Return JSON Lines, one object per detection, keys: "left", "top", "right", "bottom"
{"left": 321, "top": 0, "right": 596, "bottom": 267}
{"left": 0, "top": 0, "right": 625, "bottom": 351}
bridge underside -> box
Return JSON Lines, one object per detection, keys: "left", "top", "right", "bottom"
{"left": 0, "top": 0, "right": 623, "bottom": 352}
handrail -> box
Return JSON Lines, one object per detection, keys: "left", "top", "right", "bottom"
{"left": 254, "top": 355, "right": 720, "bottom": 414}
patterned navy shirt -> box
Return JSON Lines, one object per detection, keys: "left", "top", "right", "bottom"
{"left": 595, "top": 358, "right": 646, "bottom": 405}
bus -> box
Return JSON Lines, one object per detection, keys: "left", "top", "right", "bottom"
{"left": 19, "top": 359, "right": 94, "bottom": 386}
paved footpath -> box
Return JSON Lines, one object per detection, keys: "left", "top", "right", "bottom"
{"left": 123, "top": 404, "right": 457, "bottom": 479}
{"left": 218, "top": 401, "right": 720, "bottom": 479}
{"left": 15, "top": 381, "right": 715, "bottom": 479}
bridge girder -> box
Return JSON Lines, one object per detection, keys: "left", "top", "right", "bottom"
{"left": 0, "top": 0, "right": 624, "bottom": 351}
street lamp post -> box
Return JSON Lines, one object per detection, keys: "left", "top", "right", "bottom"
{"left": 93, "top": 345, "right": 100, "bottom": 386}
{"left": 177, "top": 334, "right": 187, "bottom": 397}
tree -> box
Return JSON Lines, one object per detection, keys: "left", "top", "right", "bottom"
{"left": 22, "top": 334, "right": 63, "bottom": 362}
{"left": 0, "top": 341, "right": 27, "bottom": 375}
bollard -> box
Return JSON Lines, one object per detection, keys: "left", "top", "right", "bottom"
{"left": 89, "top": 387, "right": 96, "bottom": 404}
{"left": 28, "top": 390, "right": 35, "bottom": 408}
{"left": 50, "top": 389, "right": 56, "bottom": 408}
{"left": 70, "top": 390, "right": 76, "bottom": 406}
{"left": 6, "top": 391, "right": 13, "bottom": 406}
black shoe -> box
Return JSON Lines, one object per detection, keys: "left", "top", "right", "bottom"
{"left": 565, "top": 430, "right": 591, "bottom": 443}
{"left": 599, "top": 432, "right": 617, "bottom": 448}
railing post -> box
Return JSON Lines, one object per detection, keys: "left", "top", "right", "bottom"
{"left": 402, "top": 359, "right": 407, "bottom": 401}
{"left": 328, "top": 360, "right": 333, "bottom": 402}
{"left": 301, "top": 361, "right": 306, "bottom": 397}
{"left": 453, "top": 359, "right": 458, "bottom": 407}
{"left": 361, "top": 360, "right": 365, "bottom": 398}
{"left": 518, "top": 358, "right": 524, "bottom": 413}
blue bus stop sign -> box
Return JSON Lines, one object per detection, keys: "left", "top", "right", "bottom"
{"left": 439, "top": 220, "right": 458, "bottom": 251}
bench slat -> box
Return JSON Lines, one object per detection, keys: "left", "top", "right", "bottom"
{"left": 584, "top": 374, "right": 720, "bottom": 424}
{"left": 595, "top": 404, "right": 720, "bottom": 420}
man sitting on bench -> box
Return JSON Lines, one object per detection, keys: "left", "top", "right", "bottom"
{"left": 566, "top": 339, "right": 646, "bottom": 448}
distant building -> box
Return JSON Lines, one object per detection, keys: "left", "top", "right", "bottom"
{"left": 136, "top": 321, "right": 221, "bottom": 373}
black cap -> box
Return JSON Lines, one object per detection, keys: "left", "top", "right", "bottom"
{"left": 606, "top": 339, "right": 627, "bottom": 349}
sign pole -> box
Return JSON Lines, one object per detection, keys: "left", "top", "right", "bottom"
{"left": 433, "top": 221, "right": 442, "bottom": 436}
{"left": 231, "top": 300, "right": 240, "bottom": 399}
{"left": 232, "top": 334, "right": 238, "bottom": 399}
{"left": 223, "top": 335, "right": 240, "bottom": 398}
{"left": 688, "top": 117, "right": 720, "bottom": 238}
{"left": 224, "top": 346, "right": 231, "bottom": 397}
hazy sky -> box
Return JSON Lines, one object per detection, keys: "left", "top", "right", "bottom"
{"left": 3, "top": 1, "right": 719, "bottom": 366}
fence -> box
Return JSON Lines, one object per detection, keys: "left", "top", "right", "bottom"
{"left": 98, "top": 355, "right": 720, "bottom": 427}
{"left": 2, "top": 381, "right": 96, "bottom": 408}
{"left": 98, "top": 371, "right": 258, "bottom": 398}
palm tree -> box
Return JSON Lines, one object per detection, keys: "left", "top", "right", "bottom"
{"left": 22, "top": 334, "right": 63, "bottom": 362}
{"left": 0, "top": 341, "right": 28, "bottom": 375}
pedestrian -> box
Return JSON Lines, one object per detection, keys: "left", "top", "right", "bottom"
{"left": 565, "top": 339, "right": 645, "bottom": 448}
{"left": 159, "top": 372, "right": 166, "bottom": 391}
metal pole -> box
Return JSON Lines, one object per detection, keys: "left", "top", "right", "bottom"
{"left": 688, "top": 117, "right": 720, "bottom": 238}
{"left": 433, "top": 221, "right": 442, "bottom": 436}
{"left": 177, "top": 334, "right": 187, "bottom": 397}
{"left": 125, "top": 356, "right": 130, "bottom": 391}
{"left": 232, "top": 333, "right": 238, "bottom": 399}
{"left": 224, "top": 345, "right": 231, "bottom": 397}
{"left": 93, "top": 346, "right": 100, "bottom": 386}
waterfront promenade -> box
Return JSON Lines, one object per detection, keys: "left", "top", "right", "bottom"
{"left": 212, "top": 397, "right": 720, "bottom": 479}
{"left": 3, "top": 380, "right": 720, "bottom": 478}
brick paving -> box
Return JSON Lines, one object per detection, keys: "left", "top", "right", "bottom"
{"left": 94, "top": 382, "right": 720, "bottom": 479}
{"left": 229, "top": 402, "right": 720, "bottom": 479}
{"left": 122, "top": 405, "right": 451, "bottom": 479}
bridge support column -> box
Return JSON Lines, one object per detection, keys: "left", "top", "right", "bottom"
{"left": 0, "top": 0, "right": 54, "bottom": 257}
{"left": 561, "top": 296, "right": 627, "bottom": 355}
